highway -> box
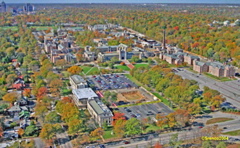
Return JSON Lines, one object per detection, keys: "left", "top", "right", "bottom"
{"left": 175, "top": 68, "right": 240, "bottom": 109}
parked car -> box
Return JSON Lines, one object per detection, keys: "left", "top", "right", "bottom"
{"left": 124, "top": 141, "right": 130, "bottom": 144}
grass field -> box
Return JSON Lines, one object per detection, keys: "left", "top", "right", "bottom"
{"left": 30, "top": 26, "right": 58, "bottom": 31}
{"left": 223, "top": 130, "right": 240, "bottom": 136}
{"left": 103, "top": 129, "right": 117, "bottom": 139}
{"left": 0, "top": 26, "right": 18, "bottom": 31}
{"left": 81, "top": 66, "right": 99, "bottom": 75}
{"left": 134, "top": 63, "right": 149, "bottom": 68}
{"left": 206, "top": 117, "right": 234, "bottom": 125}
{"left": 121, "top": 91, "right": 144, "bottom": 101}
{"left": 114, "top": 65, "right": 130, "bottom": 71}
{"left": 204, "top": 73, "right": 232, "bottom": 82}
{"left": 152, "top": 92, "right": 170, "bottom": 106}
{"left": 125, "top": 74, "right": 142, "bottom": 87}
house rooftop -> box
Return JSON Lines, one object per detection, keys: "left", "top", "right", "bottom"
{"left": 72, "top": 88, "right": 98, "bottom": 100}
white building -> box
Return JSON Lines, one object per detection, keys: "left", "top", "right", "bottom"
{"left": 69, "top": 75, "right": 88, "bottom": 89}
{"left": 72, "top": 88, "right": 98, "bottom": 108}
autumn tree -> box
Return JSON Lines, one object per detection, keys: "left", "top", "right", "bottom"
{"left": 154, "top": 142, "right": 163, "bottom": 148}
{"left": 112, "top": 112, "right": 126, "bottom": 126}
{"left": 18, "top": 128, "right": 25, "bottom": 137}
{"left": 67, "top": 65, "right": 82, "bottom": 75}
{"left": 2, "top": 92, "right": 18, "bottom": 104}
{"left": 39, "top": 123, "right": 63, "bottom": 140}
{"left": 174, "top": 109, "right": 190, "bottom": 127}
{"left": 49, "top": 78, "right": 63, "bottom": 97}
{"left": 36, "top": 87, "right": 48, "bottom": 101}
{"left": 67, "top": 118, "right": 83, "bottom": 135}
{"left": 55, "top": 59, "right": 66, "bottom": 69}
{"left": 90, "top": 127, "right": 104, "bottom": 140}
{"left": 23, "top": 88, "right": 31, "bottom": 98}
{"left": 35, "top": 103, "right": 48, "bottom": 122}
{"left": 156, "top": 113, "right": 167, "bottom": 129}
{"left": 113, "top": 119, "right": 126, "bottom": 138}
{"left": 6, "top": 74, "right": 17, "bottom": 86}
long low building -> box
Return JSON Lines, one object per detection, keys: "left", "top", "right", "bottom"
{"left": 72, "top": 88, "right": 98, "bottom": 108}
{"left": 87, "top": 99, "right": 113, "bottom": 126}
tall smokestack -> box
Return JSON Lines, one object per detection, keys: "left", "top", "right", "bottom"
{"left": 162, "top": 25, "right": 167, "bottom": 49}
{"left": 162, "top": 29, "right": 166, "bottom": 49}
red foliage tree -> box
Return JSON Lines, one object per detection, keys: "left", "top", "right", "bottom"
{"left": 154, "top": 142, "right": 163, "bottom": 148}
{"left": 112, "top": 112, "right": 126, "bottom": 126}
{"left": 62, "top": 97, "right": 72, "bottom": 103}
{"left": 36, "top": 87, "right": 48, "bottom": 100}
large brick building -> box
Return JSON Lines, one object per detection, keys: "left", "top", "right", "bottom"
{"left": 193, "top": 61, "right": 235, "bottom": 77}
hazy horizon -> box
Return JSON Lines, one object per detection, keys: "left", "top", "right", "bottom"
{"left": 2, "top": 0, "right": 240, "bottom": 4}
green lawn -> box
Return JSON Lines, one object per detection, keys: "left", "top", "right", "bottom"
{"left": 134, "top": 63, "right": 149, "bottom": 68}
{"left": 62, "top": 88, "right": 72, "bottom": 96}
{"left": 30, "top": 26, "right": 58, "bottom": 31}
{"left": 103, "top": 130, "right": 117, "bottom": 139}
{"left": 81, "top": 66, "right": 99, "bottom": 75}
{"left": 114, "top": 65, "right": 130, "bottom": 71}
{"left": 206, "top": 117, "right": 234, "bottom": 125}
{"left": 152, "top": 93, "right": 170, "bottom": 106}
{"left": 0, "top": 26, "right": 18, "bottom": 31}
{"left": 223, "top": 130, "right": 240, "bottom": 136}
{"left": 125, "top": 74, "right": 142, "bottom": 87}
{"left": 204, "top": 73, "right": 232, "bottom": 82}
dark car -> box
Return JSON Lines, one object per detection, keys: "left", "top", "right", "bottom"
{"left": 124, "top": 141, "right": 130, "bottom": 144}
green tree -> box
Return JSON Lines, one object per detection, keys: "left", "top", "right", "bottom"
{"left": 169, "top": 133, "right": 181, "bottom": 148}
{"left": 45, "top": 111, "right": 62, "bottom": 124}
{"left": 202, "top": 141, "right": 212, "bottom": 148}
{"left": 25, "top": 122, "right": 38, "bottom": 136}
{"left": 125, "top": 118, "right": 142, "bottom": 136}
{"left": 216, "top": 142, "right": 226, "bottom": 148}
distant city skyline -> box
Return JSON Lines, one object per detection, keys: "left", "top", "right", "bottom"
{"left": 2, "top": 0, "right": 240, "bottom": 4}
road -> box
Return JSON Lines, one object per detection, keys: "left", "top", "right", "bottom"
{"left": 109, "top": 121, "right": 240, "bottom": 148}
{"left": 56, "top": 128, "right": 73, "bottom": 148}
{"left": 175, "top": 68, "right": 240, "bottom": 109}
{"left": 34, "top": 138, "right": 45, "bottom": 148}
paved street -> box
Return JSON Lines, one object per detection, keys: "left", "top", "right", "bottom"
{"left": 34, "top": 138, "right": 45, "bottom": 148}
{"left": 56, "top": 130, "right": 73, "bottom": 148}
{"left": 175, "top": 68, "right": 240, "bottom": 109}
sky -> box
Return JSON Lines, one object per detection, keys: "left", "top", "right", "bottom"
{"left": 2, "top": 0, "right": 240, "bottom": 4}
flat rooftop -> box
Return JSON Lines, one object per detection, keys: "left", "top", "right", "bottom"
{"left": 70, "top": 75, "right": 86, "bottom": 84}
{"left": 72, "top": 88, "right": 98, "bottom": 99}
{"left": 88, "top": 99, "right": 113, "bottom": 116}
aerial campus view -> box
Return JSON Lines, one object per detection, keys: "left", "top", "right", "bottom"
{"left": 0, "top": 0, "right": 240, "bottom": 148}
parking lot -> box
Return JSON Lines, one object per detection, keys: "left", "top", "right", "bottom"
{"left": 87, "top": 74, "right": 138, "bottom": 90}
{"left": 118, "top": 102, "right": 173, "bottom": 120}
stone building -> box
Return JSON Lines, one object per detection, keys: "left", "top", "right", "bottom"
{"left": 87, "top": 99, "right": 113, "bottom": 126}
{"left": 72, "top": 88, "right": 98, "bottom": 108}
{"left": 69, "top": 75, "right": 88, "bottom": 89}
